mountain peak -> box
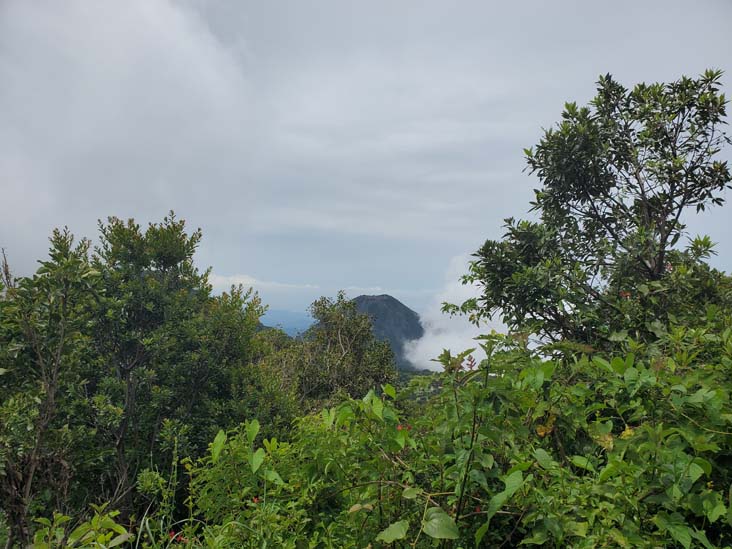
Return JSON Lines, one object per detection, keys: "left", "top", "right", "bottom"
{"left": 353, "top": 294, "right": 424, "bottom": 369}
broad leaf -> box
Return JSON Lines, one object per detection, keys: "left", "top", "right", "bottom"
{"left": 263, "top": 468, "right": 284, "bottom": 485}
{"left": 422, "top": 507, "right": 459, "bottom": 539}
{"left": 570, "top": 455, "right": 595, "bottom": 472}
{"left": 246, "top": 419, "right": 260, "bottom": 445}
{"left": 249, "top": 447, "right": 265, "bottom": 473}
{"left": 654, "top": 512, "right": 692, "bottom": 549}
{"left": 211, "top": 430, "right": 226, "bottom": 463}
{"left": 375, "top": 520, "right": 409, "bottom": 543}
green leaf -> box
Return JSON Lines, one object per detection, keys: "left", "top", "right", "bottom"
{"left": 395, "top": 429, "right": 407, "bottom": 449}
{"left": 690, "top": 528, "right": 715, "bottom": 549}
{"left": 609, "top": 330, "right": 628, "bottom": 342}
{"left": 566, "top": 521, "right": 588, "bottom": 538}
{"left": 422, "top": 507, "right": 459, "bottom": 539}
{"left": 506, "top": 462, "right": 533, "bottom": 474}
{"left": 469, "top": 469, "right": 489, "bottom": 492}
{"left": 706, "top": 500, "right": 726, "bottom": 523}
{"left": 691, "top": 457, "right": 712, "bottom": 477}
{"left": 321, "top": 407, "right": 336, "bottom": 428}
{"left": 533, "top": 448, "right": 556, "bottom": 469}
{"left": 480, "top": 453, "right": 495, "bottom": 470}
{"left": 520, "top": 530, "right": 548, "bottom": 545}
{"left": 647, "top": 320, "right": 666, "bottom": 338}
{"left": 570, "top": 455, "right": 595, "bottom": 472}
{"left": 371, "top": 395, "right": 384, "bottom": 420}
{"left": 687, "top": 462, "right": 705, "bottom": 484}
{"left": 503, "top": 470, "right": 524, "bottom": 495}
{"left": 375, "top": 520, "right": 409, "bottom": 543}
{"left": 67, "top": 524, "right": 92, "bottom": 544}
{"left": 246, "top": 419, "right": 260, "bottom": 445}
{"left": 475, "top": 520, "right": 490, "bottom": 545}
{"left": 484, "top": 469, "right": 526, "bottom": 530}
{"left": 592, "top": 357, "right": 612, "bottom": 372}
{"left": 108, "top": 533, "right": 133, "bottom": 547}
{"left": 598, "top": 461, "right": 621, "bottom": 482}
{"left": 382, "top": 383, "right": 396, "bottom": 399}
{"left": 654, "top": 512, "right": 692, "bottom": 549}
{"left": 263, "top": 468, "right": 284, "bottom": 485}
{"left": 623, "top": 367, "right": 639, "bottom": 384}
{"left": 249, "top": 447, "right": 265, "bottom": 473}
{"left": 610, "top": 356, "right": 627, "bottom": 374}
{"left": 211, "top": 430, "right": 226, "bottom": 463}
{"left": 336, "top": 404, "right": 355, "bottom": 425}
{"left": 402, "top": 487, "right": 422, "bottom": 499}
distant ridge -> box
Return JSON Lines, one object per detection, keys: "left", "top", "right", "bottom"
{"left": 260, "top": 309, "right": 313, "bottom": 336}
{"left": 353, "top": 294, "right": 424, "bottom": 369}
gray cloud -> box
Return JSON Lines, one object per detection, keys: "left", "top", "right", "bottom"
{"left": 2, "top": 0, "right": 731, "bottom": 315}
{"left": 405, "top": 255, "right": 498, "bottom": 371}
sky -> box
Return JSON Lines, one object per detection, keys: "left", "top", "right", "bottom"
{"left": 2, "top": 1, "right": 732, "bottom": 366}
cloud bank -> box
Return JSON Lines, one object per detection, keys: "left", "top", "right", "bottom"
{"left": 209, "top": 273, "right": 319, "bottom": 292}
{"left": 1, "top": 1, "right": 731, "bottom": 312}
{"left": 406, "top": 255, "right": 504, "bottom": 371}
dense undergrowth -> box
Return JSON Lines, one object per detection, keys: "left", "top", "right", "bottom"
{"left": 174, "top": 322, "right": 732, "bottom": 547}
{"left": 20, "top": 323, "right": 732, "bottom": 547}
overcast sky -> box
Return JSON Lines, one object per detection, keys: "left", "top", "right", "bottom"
{"left": 2, "top": 0, "right": 732, "bottom": 318}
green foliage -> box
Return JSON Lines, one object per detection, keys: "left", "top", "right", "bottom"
{"left": 85, "top": 213, "right": 267, "bottom": 513}
{"left": 0, "top": 214, "right": 269, "bottom": 543}
{"left": 449, "top": 70, "right": 732, "bottom": 346}
{"left": 1, "top": 215, "right": 399, "bottom": 545}
{"left": 256, "top": 291, "right": 398, "bottom": 409}
{"left": 0, "top": 230, "right": 103, "bottom": 546}
{"left": 174, "top": 324, "right": 732, "bottom": 547}
{"left": 11, "top": 320, "right": 732, "bottom": 546}
{"left": 31, "top": 504, "right": 132, "bottom": 548}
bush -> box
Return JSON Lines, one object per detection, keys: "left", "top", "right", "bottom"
{"left": 174, "top": 322, "right": 732, "bottom": 547}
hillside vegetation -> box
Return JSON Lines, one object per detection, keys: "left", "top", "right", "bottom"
{"left": 2, "top": 70, "right": 732, "bottom": 548}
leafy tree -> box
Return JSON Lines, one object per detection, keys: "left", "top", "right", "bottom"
{"left": 170, "top": 285, "right": 266, "bottom": 451}
{"left": 88, "top": 214, "right": 211, "bottom": 509}
{"left": 88, "top": 213, "right": 264, "bottom": 512}
{"left": 260, "top": 292, "right": 397, "bottom": 408}
{"left": 303, "top": 292, "right": 396, "bottom": 399}
{"left": 449, "top": 70, "right": 732, "bottom": 345}
{"left": 0, "top": 232, "right": 101, "bottom": 546}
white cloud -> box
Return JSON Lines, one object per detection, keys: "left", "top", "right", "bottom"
{"left": 343, "top": 285, "right": 384, "bottom": 294}
{"left": 406, "top": 255, "right": 504, "bottom": 371}
{"left": 209, "top": 273, "right": 319, "bottom": 292}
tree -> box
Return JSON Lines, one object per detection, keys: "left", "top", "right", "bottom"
{"left": 0, "top": 232, "right": 101, "bottom": 546}
{"left": 304, "top": 292, "right": 397, "bottom": 402}
{"left": 89, "top": 213, "right": 264, "bottom": 511}
{"left": 89, "top": 214, "right": 209, "bottom": 509}
{"left": 449, "top": 70, "right": 732, "bottom": 345}
{"left": 261, "top": 292, "right": 397, "bottom": 408}
{"left": 0, "top": 214, "right": 273, "bottom": 539}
